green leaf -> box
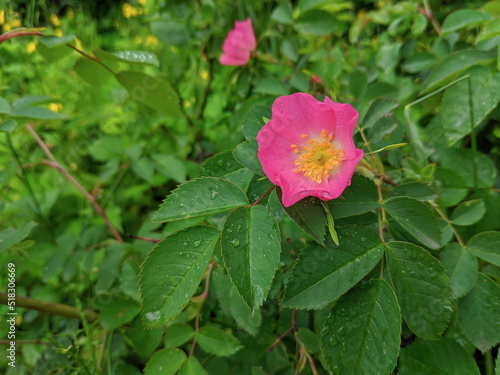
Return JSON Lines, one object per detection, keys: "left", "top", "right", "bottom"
{"left": 385, "top": 242, "right": 453, "bottom": 339}
{"left": 361, "top": 97, "right": 399, "bottom": 129}
{"left": 421, "top": 50, "right": 495, "bottom": 94}
{"left": 233, "top": 139, "right": 264, "bottom": 176}
{"left": 442, "top": 67, "right": 500, "bottom": 144}
{"left": 38, "top": 34, "right": 76, "bottom": 47}
{"left": 0, "top": 119, "right": 16, "bottom": 132}
{"left": 211, "top": 268, "right": 262, "bottom": 336}
{"left": 297, "top": 328, "right": 320, "bottom": 352}
{"left": 197, "top": 326, "right": 242, "bottom": 356}
{"left": 399, "top": 338, "right": 480, "bottom": 375}
{"left": 282, "top": 225, "right": 384, "bottom": 309}
{"left": 0, "top": 222, "right": 38, "bottom": 253}
{"left": 116, "top": 71, "right": 182, "bottom": 118}
{"left": 451, "top": 199, "right": 486, "bottom": 226}
{"left": 320, "top": 280, "right": 401, "bottom": 375}
{"left": 384, "top": 197, "right": 441, "bottom": 250}
{"left": 442, "top": 9, "right": 487, "bottom": 34}
{"left": 271, "top": 1, "right": 293, "bottom": 25}
{"left": 221, "top": 205, "right": 281, "bottom": 310}
{"left": 154, "top": 177, "right": 248, "bottom": 222}
{"left": 402, "top": 53, "right": 438, "bottom": 73}
{"left": 164, "top": 323, "right": 195, "bottom": 347}
{"left": 253, "top": 78, "right": 288, "bottom": 96}
{"left": 98, "top": 295, "right": 141, "bottom": 330}
{"left": 152, "top": 154, "right": 187, "bottom": 183}
{"left": 143, "top": 348, "right": 186, "bottom": 375}
{"left": 251, "top": 368, "right": 269, "bottom": 375}
{"left": 178, "top": 356, "right": 208, "bottom": 375}
{"left": 441, "top": 243, "right": 478, "bottom": 299}
{"left": 94, "top": 49, "right": 159, "bottom": 66}
{"left": 131, "top": 157, "right": 155, "bottom": 182}
{"left": 328, "top": 174, "right": 380, "bottom": 219}
{"left": 367, "top": 116, "right": 398, "bottom": 143}
{"left": 280, "top": 38, "right": 298, "bottom": 62}
{"left": 150, "top": 21, "right": 190, "bottom": 46}
{"left": 387, "top": 182, "right": 436, "bottom": 201}
{"left": 74, "top": 58, "right": 113, "bottom": 86}
{"left": 295, "top": 9, "right": 336, "bottom": 35}
{"left": 439, "top": 148, "right": 497, "bottom": 188}
{"left": 200, "top": 150, "right": 243, "bottom": 177}
{"left": 467, "top": 231, "right": 500, "bottom": 267}
{"left": 127, "top": 317, "right": 163, "bottom": 358}
{"left": 279, "top": 190, "right": 327, "bottom": 246}
{"left": 0, "top": 97, "right": 11, "bottom": 114}
{"left": 458, "top": 273, "right": 500, "bottom": 352}
{"left": 140, "top": 226, "right": 220, "bottom": 327}
{"left": 10, "top": 106, "right": 65, "bottom": 120}
{"left": 243, "top": 104, "right": 272, "bottom": 139}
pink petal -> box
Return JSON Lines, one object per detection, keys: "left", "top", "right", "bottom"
{"left": 220, "top": 52, "right": 250, "bottom": 66}
{"left": 219, "top": 17, "right": 256, "bottom": 66}
{"left": 256, "top": 94, "right": 365, "bottom": 208}
{"left": 268, "top": 93, "right": 337, "bottom": 145}
{"left": 323, "top": 96, "right": 359, "bottom": 160}
{"left": 234, "top": 18, "right": 256, "bottom": 51}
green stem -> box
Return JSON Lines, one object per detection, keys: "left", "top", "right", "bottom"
{"left": 106, "top": 331, "right": 114, "bottom": 375}
{"left": 485, "top": 349, "right": 494, "bottom": 375}
{"left": 6, "top": 134, "right": 48, "bottom": 226}
{"left": 0, "top": 292, "right": 98, "bottom": 322}
{"left": 467, "top": 76, "right": 478, "bottom": 189}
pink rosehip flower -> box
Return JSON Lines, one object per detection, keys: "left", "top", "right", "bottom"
{"left": 256, "top": 93, "right": 364, "bottom": 207}
{"left": 220, "top": 17, "right": 256, "bottom": 66}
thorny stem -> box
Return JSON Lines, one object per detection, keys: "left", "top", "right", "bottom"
{"left": 421, "top": 0, "right": 442, "bottom": 35}
{"left": 126, "top": 234, "right": 161, "bottom": 243}
{"left": 268, "top": 309, "right": 297, "bottom": 353}
{"left": 430, "top": 202, "right": 464, "bottom": 246}
{"left": 251, "top": 186, "right": 275, "bottom": 207}
{"left": 189, "top": 262, "right": 215, "bottom": 357}
{"left": 26, "top": 123, "right": 124, "bottom": 243}
{"left": 0, "top": 28, "right": 44, "bottom": 44}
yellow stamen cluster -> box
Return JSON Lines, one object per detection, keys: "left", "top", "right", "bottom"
{"left": 291, "top": 129, "right": 343, "bottom": 184}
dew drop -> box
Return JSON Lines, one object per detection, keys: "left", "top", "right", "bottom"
{"left": 217, "top": 159, "right": 223, "bottom": 166}
{"left": 183, "top": 242, "right": 188, "bottom": 246}
{"left": 227, "top": 228, "right": 233, "bottom": 233}
{"left": 231, "top": 239, "right": 240, "bottom": 247}
{"left": 145, "top": 311, "right": 161, "bottom": 321}
{"left": 360, "top": 237, "right": 366, "bottom": 242}
{"left": 210, "top": 191, "right": 219, "bottom": 200}
{"left": 193, "top": 240, "right": 201, "bottom": 248}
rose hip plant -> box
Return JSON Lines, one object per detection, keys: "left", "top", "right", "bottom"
{"left": 1, "top": 1, "right": 500, "bottom": 374}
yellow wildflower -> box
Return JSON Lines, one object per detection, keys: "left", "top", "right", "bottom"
{"left": 123, "top": 3, "right": 133, "bottom": 18}
{"left": 26, "top": 42, "right": 36, "bottom": 54}
{"left": 3, "top": 23, "right": 11, "bottom": 32}
{"left": 48, "top": 103, "right": 62, "bottom": 113}
{"left": 54, "top": 29, "right": 63, "bottom": 37}
{"left": 75, "top": 38, "right": 82, "bottom": 50}
{"left": 200, "top": 70, "right": 209, "bottom": 81}
{"left": 69, "top": 162, "right": 78, "bottom": 171}
{"left": 134, "top": 36, "right": 143, "bottom": 44}
{"left": 12, "top": 19, "right": 22, "bottom": 28}
{"left": 145, "top": 35, "right": 158, "bottom": 47}
{"left": 138, "top": 0, "right": 146, "bottom": 6}
{"left": 50, "top": 14, "right": 60, "bottom": 27}
{"left": 0, "top": 10, "right": 5, "bottom": 25}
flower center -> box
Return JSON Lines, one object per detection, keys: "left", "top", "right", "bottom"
{"left": 290, "top": 129, "right": 343, "bottom": 184}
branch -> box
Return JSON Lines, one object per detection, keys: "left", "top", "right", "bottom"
{"left": 0, "top": 293, "right": 98, "bottom": 323}
{"left": 26, "top": 123, "right": 123, "bottom": 242}
{"left": 0, "top": 28, "right": 45, "bottom": 45}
